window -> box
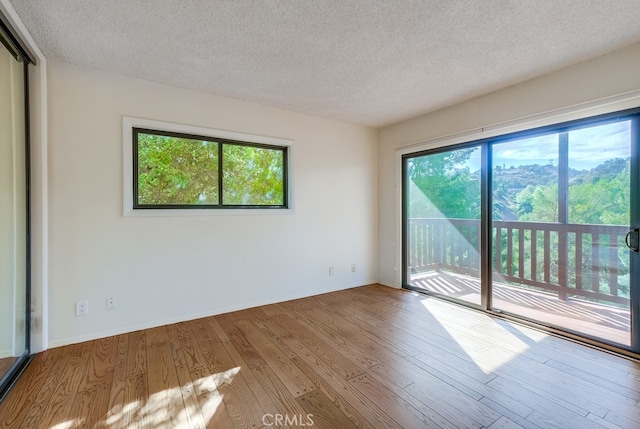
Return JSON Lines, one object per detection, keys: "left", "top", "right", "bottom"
{"left": 123, "top": 118, "right": 292, "bottom": 214}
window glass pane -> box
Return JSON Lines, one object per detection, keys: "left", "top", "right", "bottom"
{"left": 222, "top": 145, "right": 285, "bottom": 205}
{"left": 137, "top": 132, "right": 219, "bottom": 205}
{"left": 568, "top": 121, "right": 630, "bottom": 225}
{"left": 492, "top": 133, "right": 559, "bottom": 222}
{"left": 405, "top": 146, "right": 482, "bottom": 306}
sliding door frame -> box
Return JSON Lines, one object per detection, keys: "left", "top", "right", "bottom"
{"left": 629, "top": 115, "right": 640, "bottom": 352}
{"left": 402, "top": 141, "right": 486, "bottom": 311}
{"left": 402, "top": 107, "right": 640, "bottom": 356}
{"left": 0, "top": 11, "right": 34, "bottom": 402}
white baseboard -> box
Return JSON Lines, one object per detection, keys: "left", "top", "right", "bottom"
{"left": 47, "top": 282, "right": 373, "bottom": 349}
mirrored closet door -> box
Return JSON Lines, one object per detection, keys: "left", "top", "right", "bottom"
{"left": 0, "top": 15, "right": 31, "bottom": 400}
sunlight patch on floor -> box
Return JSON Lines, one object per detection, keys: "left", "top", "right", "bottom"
{"left": 420, "top": 298, "right": 531, "bottom": 374}
{"left": 494, "top": 318, "right": 550, "bottom": 342}
{"left": 51, "top": 421, "right": 79, "bottom": 429}
{"left": 211, "top": 366, "right": 241, "bottom": 388}
{"left": 100, "top": 366, "right": 240, "bottom": 428}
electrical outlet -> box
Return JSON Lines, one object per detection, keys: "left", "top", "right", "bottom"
{"left": 329, "top": 266, "right": 334, "bottom": 276}
{"left": 351, "top": 264, "right": 356, "bottom": 273}
{"left": 76, "top": 300, "right": 89, "bottom": 316}
{"left": 106, "top": 296, "right": 117, "bottom": 310}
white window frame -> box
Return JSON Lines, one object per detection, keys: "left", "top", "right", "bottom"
{"left": 122, "top": 116, "right": 295, "bottom": 216}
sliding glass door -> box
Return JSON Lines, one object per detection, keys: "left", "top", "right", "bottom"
{"left": 403, "top": 109, "right": 640, "bottom": 353}
{"left": 0, "top": 16, "right": 32, "bottom": 400}
{"left": 491, "top": 120, "right": 633, "bottom": 346}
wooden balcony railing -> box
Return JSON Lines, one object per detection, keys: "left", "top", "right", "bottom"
{"left": 407, "top": 218, "right": 630, "bottom": 306}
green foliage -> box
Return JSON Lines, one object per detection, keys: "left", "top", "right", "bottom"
{"left": 137, "top": 133, "right": 219, "bottom": 205}
{"left": 408, "top": 148, "right": 480, "bottom": 219}
{"left": 222, "top": 145, "right": 284, "bottom": 205}
{"left": 493, "top": 163, "right": 558, "bottom": 220}
{"left": 507, "top": 158, "right": 630, "bottom": 225}
{"left": 137, "top": 133, "right": 285, "bottom": 206}
{"left": 516, "top": 184, "right": 558, "bottom": 222}
{"left": 568, "top": 160, "right": 629, "bottom": 225}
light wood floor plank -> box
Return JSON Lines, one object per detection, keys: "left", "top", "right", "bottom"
{"left": 126, "top": 331, "right": 147, "bottom": 377}
{"left": 252, "top": 364, "right": 310, "bottom": 416}
{"left": 212, "top": 333, "right": 280, "bottom": 428}
{"left": 189, "top": 368, "right": 235, "bottom": 429}
{"left": 172, "top": 322, "right": 208, "bottom": 373}
{"left": 105, "top": 363, "right": 128, "bottom": 429}
{"left": 174, "top": 363, "right": 208, "bottom": 429}
{"left": 189, "top": 318, "right": 237, "bottom": 375}
{"left": 292, "top": 353, "right": 401, "bottom": 429}
{"left": 78, "top": 335, "right": 118, "bottom": 392}
{"left": 279, "top": 329, "right": 364, "bottom": 380}
{"left": 296, "top": 389, "right": 358, "bottom": 429}
{"left": 2, "top": 284, "right": 639, "bottom": 429}
{"left": 216, "top": 315, "right": 267, "bottom": 369}
{"left": 283, "top": 306, "right": 382, "bottom": 368}
{"left": 234, "top": 319, "right": 316, "bottom": 398}
{"left": 349, "top": 372, "right": 451, "bottom": 428}
{"left": 0, "top": 349, "right": 62, "bottom": 429}
{"left": 34, "top": 341, "right": 93, "bottom": 429}
{"left": 146, "top": 341, "right": 183, "bottom": 428}
{"left": 124, "top": 372, "right": 149, "bottom": 428}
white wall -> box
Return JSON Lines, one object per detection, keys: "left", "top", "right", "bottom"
{"left": 47, "top": 61, "right": 378, "bottom": 347}
{"left": 378, "top": 42, "right": 640, "bottom": 288}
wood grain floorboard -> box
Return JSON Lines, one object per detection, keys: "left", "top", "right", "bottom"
{"left": 33, "top": 341, "right": 93, "bottom": 428}
{"left": 0, "top": 349, "right": 61, "bottom": 428}
{"left": 170, "top": 322, "right": 208, "bottom": 373}
{"left": 0, "top": 358, "right": 15, "bottom": 377}
{"left": 174, "top": 363, "right": 207, "bottom": 429}
{"left": 292, "top": 353, "right": 401, "bottom": 429}
{"left": 234, "top": 319, "right": 316, "bottom": 397}
{"left": 104, "top": 363, "right": 128, "bottom": 429}
{"left": 296, "top": 389, "right": 358, "bottom": 429}
{"left": 77, "top": 335, "right": 118, "bottom": 392}
{"left": 2, "top": 284, "right": 640, "bottom": 428}
{"left": 126, "top": 331, "right": 147, "bottom": 377}
{"left": 350, "top": 372, "right": 454, "bottom": 428}
{"left": 251, "top": 364, "right": 309, "bottom": 418}
{"left": 146, "top": 341, "right": 182, "bottom": 428}
{"left": 124, "top": 372, "right": 149, "bottom": 428}
{"left": 188, "top": 368, "right": 235, "bottom": 429}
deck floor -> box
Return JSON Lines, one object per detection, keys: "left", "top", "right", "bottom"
{"left": 411, "top": 271, "right": 631, "bottom": 346}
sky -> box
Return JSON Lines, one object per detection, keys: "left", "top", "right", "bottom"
{"left": 465, "top": 120, "right": 631, "bottom": 171}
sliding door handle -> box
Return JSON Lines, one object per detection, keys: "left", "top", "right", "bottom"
{"left": 625, "top": 228, "right": 639, "bottom": 252}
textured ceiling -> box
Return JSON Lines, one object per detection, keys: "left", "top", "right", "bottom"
{"left": 10, "top": 0, "right": 640, "bottom": 128}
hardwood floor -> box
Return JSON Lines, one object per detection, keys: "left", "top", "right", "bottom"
{"left": 0, "top": 357, "right": 17, "bottom": 377}
{"left": 1, "top": 284, "right": 639, "bottom": 428}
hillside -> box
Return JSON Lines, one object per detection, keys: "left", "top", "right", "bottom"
{"left": 492, "top": 159, "right": 628, "bottom": 220}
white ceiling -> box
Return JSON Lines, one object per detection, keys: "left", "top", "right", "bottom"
{"left": 10, "top": 0, "right": 640, "bottom": 128}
